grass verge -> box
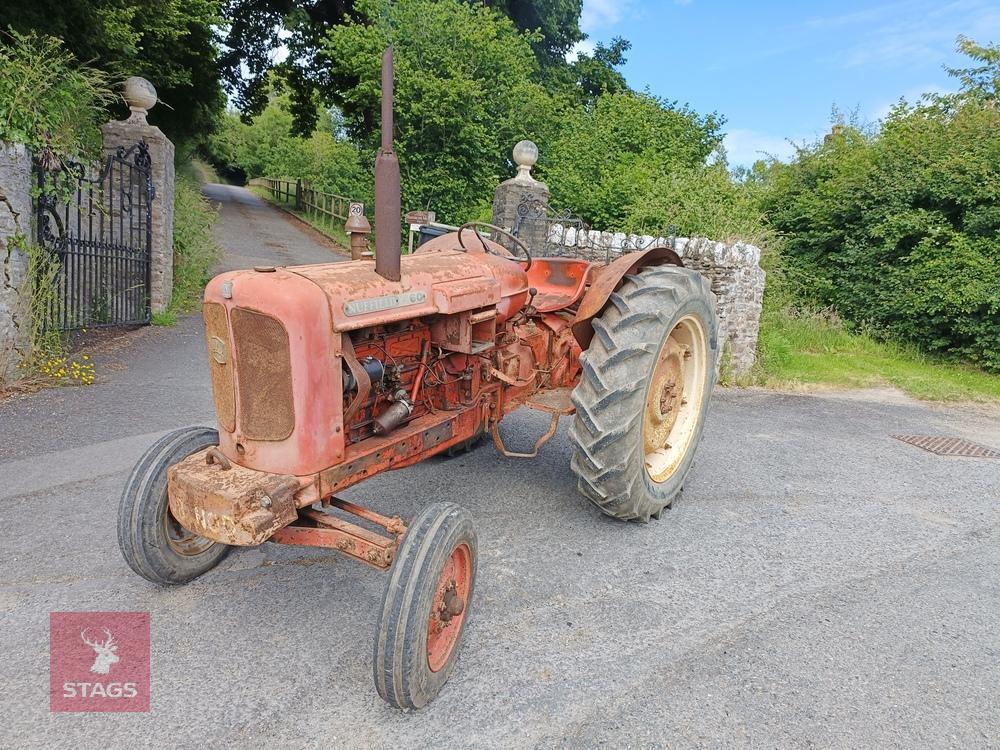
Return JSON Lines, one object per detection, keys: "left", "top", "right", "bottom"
{"left": 155, "top": 172, "right": 222, "bottom": 325}
{"left": 748, "top": 307, "right": 1000, "bottom": 403}
{"left": 248, "top": 185, "right": 351, "bottom": 247}
{"left": 177, "top": 157, "right": 223, "bottom": 186}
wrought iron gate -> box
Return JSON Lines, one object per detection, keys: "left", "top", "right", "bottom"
{"left": 36, "top": 141, "right": 154, "bottom": 330}
{"left": 509, "top": 193, "right": 592, "bottom": 259}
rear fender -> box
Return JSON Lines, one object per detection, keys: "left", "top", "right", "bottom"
{"left": 571, "top": 247, "right": 684, "bottom": 348}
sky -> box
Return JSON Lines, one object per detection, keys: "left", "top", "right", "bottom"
{"left": 573, "top": 0, "right": 1000, "bottom": 166}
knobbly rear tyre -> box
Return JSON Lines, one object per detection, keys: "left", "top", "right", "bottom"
{"left": 373, "top": 502, "right": 477, "bottom": 710}
{"left": 118, "top": 427, "right": 230, "bottom": 584}
{"left": 569, "top": 265, "right": 719, "bottom": 522}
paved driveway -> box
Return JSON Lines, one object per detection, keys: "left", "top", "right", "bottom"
{"left": 1, "top": 186, "right": 998, "bottom": 749}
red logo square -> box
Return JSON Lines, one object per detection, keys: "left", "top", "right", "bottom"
{"left": 50, "top": 611, "right": 150, "bottom": 712}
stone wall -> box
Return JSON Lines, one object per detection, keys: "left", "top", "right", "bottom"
{"left": 491, "top": 140, "right": 766, "bottom": 376}
{"left": 0, "top": 142, "right": 33, "bottom": 381}
{"left": 543, "top": 228, "right": 766, "bottom": 375}
{"left": 673, "top": 237, "right": 765, "bottom": 376}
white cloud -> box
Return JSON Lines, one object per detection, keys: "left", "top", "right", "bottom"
{"left": 567, "top": 39, "right": 597, "bottom": 62}
{"left": 807, "top": 0, "right": 1000, "bottom": 68}
{"left": 723, "top": 129, "right": 807, "bottom": 168}
{"left": 580, "top": 0, "right": 632, "bottom": 33}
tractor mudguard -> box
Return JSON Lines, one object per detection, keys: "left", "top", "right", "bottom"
{"left": 571, "top": 247, "right": 684, "bottom": 349}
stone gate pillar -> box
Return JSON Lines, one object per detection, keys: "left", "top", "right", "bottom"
{"left": 0, "top": 142, "right": 33, "bottom": 381}
{"left": 492, "top": 140, "right": 550, "bottom": 252}
{"left": 101, "top": 77, "right": 175, "bottom": 315}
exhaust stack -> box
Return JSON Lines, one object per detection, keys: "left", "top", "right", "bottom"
{"left": 374, "top": 46, "right": 402, "bottom": 282}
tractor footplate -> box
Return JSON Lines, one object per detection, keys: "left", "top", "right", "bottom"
{"left": 167, "top": 448, "right": 308, "bottom": 546}
{"left": 491, "top": 387, "right": 575, "bottom": 459}
{"left": 523, "top": 387, "right": 575, "bottom": 415}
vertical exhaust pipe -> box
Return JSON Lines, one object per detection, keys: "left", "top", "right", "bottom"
{"left": 374, "top": 46, "right": 401, "bottom": 282}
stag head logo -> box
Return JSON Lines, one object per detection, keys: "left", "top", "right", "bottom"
{"left": 80, "top": 628, "right": 120, "bottom": 675}
{"left": 51, "top": 612, "right": 150, "bottom": 712}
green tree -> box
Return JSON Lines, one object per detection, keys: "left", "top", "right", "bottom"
{"left": 321, "top": 0, "right": 562, "bottom": 223}
{"left": 480, "top": 0, "right": 583, "bottom": 64}
{"left": 757, "top": 125, "right": 874, "bottom": 303}
{"left": 570, "top": 37, "right": 631, "bottom": 103}
{"left": 623, "top": 163, "right": 771, "bottom": 246}
{"left": 1, "top": 0, "right": 225, "bottom": 144}
{"left": 758, "top": 40, "right": 1000, "bottom": 370}
{"left": 946, "top": 35, "right": 1000, "bottom": 103}
{"left": 219, "top": 0, "right": 596, "bottom": 133}
{"left": 542, "top": 90, "right": 724, "bottom": 226}
{"left": 219, "top": 0, "right": 359, "bottom": 134}
{"left": 210, "top": 94, "right": 369, "bottom": 200}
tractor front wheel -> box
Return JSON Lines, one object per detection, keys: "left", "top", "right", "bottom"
{"left": 569, "top": 265, "right": 719, "bottom": 522}
{"left": 117, "top": 427, "right": 230, "bottom": 584}
{"left": 373, "top": 502, "right": 477, "bottom": 710}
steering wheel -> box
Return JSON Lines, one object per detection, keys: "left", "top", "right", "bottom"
{"left": 456, "top": 222, "right": 532, "bottom": 270}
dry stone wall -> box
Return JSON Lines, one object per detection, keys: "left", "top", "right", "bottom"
{"left": 673, "top": 237, "right": 765, "bottom": 376}
{"left": 546, "top": 227, "right": 766, "bottom": 375}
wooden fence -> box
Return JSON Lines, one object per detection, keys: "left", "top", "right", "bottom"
{"left": 249, "top": 177, "right": 361, "bottom": 233}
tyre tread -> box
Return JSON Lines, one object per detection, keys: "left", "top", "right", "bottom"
{"left": 117, "top": 426, "right": 229, "bottom": 585}
{"left": 373, "top": 502, "right": 477, "bottom": 710}
{"left": 568, "top": 265, "right": 719, "bottom": 521}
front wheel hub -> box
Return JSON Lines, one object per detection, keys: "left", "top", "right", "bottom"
{"left": 438, "top": 582, "right": 465, "bottom": 622}
{"left": 163, "top": 508, "right": 217, "bottom": 557}
{"left": 427, "top": 543, "right": 472, "bottom": 672}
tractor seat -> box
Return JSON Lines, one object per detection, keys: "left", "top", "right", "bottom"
{"left": 524, "top": 258, "right": 592, "bottom": 312}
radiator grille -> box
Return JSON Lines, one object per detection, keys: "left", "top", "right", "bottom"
{"left": 202, "top": 302, "right": 235, "bottom": 432}
{"left": 230, "top": 307, "right": 295, "bottom": 441}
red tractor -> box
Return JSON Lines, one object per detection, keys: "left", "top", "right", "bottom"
{"left": 118, "top": 48, "right": 718, "bottom": 709}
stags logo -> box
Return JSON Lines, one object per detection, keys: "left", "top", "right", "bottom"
{"left": 50, "top": 612, "right": 150, "bottom": 712}
{"left": 81, "top": 628, "right": 120, "bottom": 674}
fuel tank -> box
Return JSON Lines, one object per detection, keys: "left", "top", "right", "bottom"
{"left": 200, "top": 236, "right": 529, "bottom": 477}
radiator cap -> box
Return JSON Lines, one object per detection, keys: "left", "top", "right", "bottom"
{"left": 254, "top": 265, "right": 276, "bottom": 273}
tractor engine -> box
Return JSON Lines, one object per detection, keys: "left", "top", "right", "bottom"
{"left": 199, "top": 238, "right": 581, "bottom": 485}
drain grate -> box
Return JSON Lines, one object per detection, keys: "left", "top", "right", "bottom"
{"left": 891, "top": 434, "right": 1000, "bottom": 458}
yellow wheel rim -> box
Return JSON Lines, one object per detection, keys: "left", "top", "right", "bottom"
{"left": 642, "top": 315, "right": 708, "bottom": 483}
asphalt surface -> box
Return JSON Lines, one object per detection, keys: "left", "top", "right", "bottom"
{"left": 1, "top": 185, "right": 998, "bottom": 749}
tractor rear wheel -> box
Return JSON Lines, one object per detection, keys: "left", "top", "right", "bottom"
{"left": 569, "top": 265, "right": 718, "bottom": 522}
{"left": 118, "top": 427, "right": 230, "bottom": 584}
{"left": 373, "top": 502, "right": 477, "bottom": 710}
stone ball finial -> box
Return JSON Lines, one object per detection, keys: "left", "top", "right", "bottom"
{"left": 124, "top": 77, "right": 157, "bottom": 123}
{"left": 512, "top": 139, "right": 538, "bottom": 182}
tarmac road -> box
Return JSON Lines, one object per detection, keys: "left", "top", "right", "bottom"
{"left": 1, "top": 185, "right": 998, "bottom": 749}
